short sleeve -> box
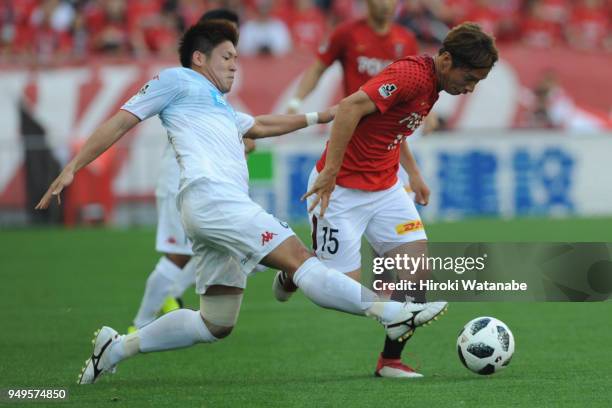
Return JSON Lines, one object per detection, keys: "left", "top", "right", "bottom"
{"left": 121, "top": 69, "right": 182, "bottom": 121}
{"left": 236, "top": 112, "right": 255, "bottom": 136}
{"left": 360, "top": 60, "right": 426, "bottom": 114}
{"left": 316, "top": 24, "right": 349, "bottom": 66}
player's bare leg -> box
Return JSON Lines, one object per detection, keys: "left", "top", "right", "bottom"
{"left": 262, "top": 236, "right": 446, "bottom": 340}
{"left": 263, "top": 236, "right": 374, "bottom": 315}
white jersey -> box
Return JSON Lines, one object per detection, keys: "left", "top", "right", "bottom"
{"left": 155, "top": 143, "right": 180, "bottom": 197}
{"left": 122, "top": 67, "right": 255, "bottom": 195}
{"left": 154, "top": 111, "right": 255, "bottom": 197}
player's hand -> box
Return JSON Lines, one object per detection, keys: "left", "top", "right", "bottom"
{"left": 34, "top": 167, "right": 75, "bottom": 210}
{"left": 409, "top": 173, "right": 430, "bottom": 206}
{"left": 318, "top": 105, "right": 338, "bottom": 124}
{"left": 301, "top": 168, "right": 337, "bottom": 217}
{"left": 244, "top": 138, "right": 256, "bottom": 155}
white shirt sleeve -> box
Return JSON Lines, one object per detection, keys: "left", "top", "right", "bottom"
{"left": 236, "top": 111, "right": 255, "bottom": 137}
{"left": 121, "top": 69, "right": 182, "bottom": 121}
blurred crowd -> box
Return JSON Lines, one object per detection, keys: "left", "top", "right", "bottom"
{"left": 1, "top": 0, "right": 610, "bottom": 64}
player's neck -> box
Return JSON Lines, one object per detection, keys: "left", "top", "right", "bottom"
{"left": 366, "top": 17, "right": 391, "bottom": 35}
{"left": 192, "top": 66, "right": 223, "bottom": 93}
{"left": 432, "top": 55, "right": 445, "bottom": 92}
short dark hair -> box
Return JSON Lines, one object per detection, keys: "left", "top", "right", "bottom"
{"left": 199, "top": 9, "right": 240, "bottom": 26}
{"left": 439, "top": 23, "right": 498, "bottom": 70}
{"left": 178, "top": 20, "right": 238, "bottom": 68}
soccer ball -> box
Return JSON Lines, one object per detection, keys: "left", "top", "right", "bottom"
{"left": 457, "top": 316, "right": 515, "bottom": 375}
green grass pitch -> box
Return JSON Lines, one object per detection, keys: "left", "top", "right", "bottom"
{"left": 1, "top": 217, "right": 611, "bottom": 407}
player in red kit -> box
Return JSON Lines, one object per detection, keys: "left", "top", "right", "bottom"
{"left": 287, "top": 0, "right": 436, "bottom": 197}
{"left": 288, "top": 0, "right": 418, "bottom": 105}
{"left": 280, "top": 0, "right": 432, "bottom": 378}
{"left": 279, "top": 23, "right": 499, "bottom": 378}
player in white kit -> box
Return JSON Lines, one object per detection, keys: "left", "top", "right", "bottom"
{"left": 128, "top": 9, "right": 256, "bottom": 333}
{"left": 36, "top": 20, "right": 447, "bottom": 384}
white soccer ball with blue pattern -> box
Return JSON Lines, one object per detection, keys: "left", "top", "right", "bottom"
{"left": 457, "top": 316, "right": 515, "bottom": 375}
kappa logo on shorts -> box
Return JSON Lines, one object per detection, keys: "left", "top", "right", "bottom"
{"left": 261, "top": 231, "right": 277, "bottom": 246}
{"left": 378, "top": 83, "right": 397, "bottom": 98}
{"left": 395, "top": 220, "right": 424, "bottom": 235}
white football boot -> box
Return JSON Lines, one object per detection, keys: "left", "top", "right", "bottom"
{"left": 385, "top": 301, "right": 448, "bottom": 342}
{"left": 272, "top": 270, "right": 297, "bottom": 302}
{"left": 78, "top": 326, "right": 120, "bottom": 384}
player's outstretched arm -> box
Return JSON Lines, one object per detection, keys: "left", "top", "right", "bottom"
{"left": 400, "top": 142, "right": 430, "bottom": 205}
{"left": 35, "top": 110, "right": 140, "bottom": 209}
{"left": 287, "top": 59, "right": 328, "bottom": 113}
{"left": 302, "top": 90, "right": 377, "bottom": 217}
{"left": 244, "top": 105, "right": 336, "bottom": 139}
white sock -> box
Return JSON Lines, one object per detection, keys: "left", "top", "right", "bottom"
{"left": 169, "top": 258, "right": 196, "bottom": 298}
{"left": 139, "top": 309, "right": 217, "bottom": 352}
{"left": 108, "top": 309, "right": 217, "bottom": 366}
{"left": 108, "top": 332, "right": 140, "bottom": 366}
{"left": 364, "top": 301, "right": 406, "bottom": 324}
{"left": 133, "top": 257, "right": 180, "bottom": 328}
{"left": 292, "top": 257, "right": 378, "bottom": 315}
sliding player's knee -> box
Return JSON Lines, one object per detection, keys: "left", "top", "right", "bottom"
{"left": 199, "top": 293, "right": 243, "bottom": 339}
{"left": 203, "top": 321, "right": 235, "bottom": 339}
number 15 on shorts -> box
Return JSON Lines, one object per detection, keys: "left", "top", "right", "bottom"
{"left": 312, "top": 215, "right": 339, "bottom": 255}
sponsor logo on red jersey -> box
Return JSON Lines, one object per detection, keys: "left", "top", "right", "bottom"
{"left": 399, "top": 112, "right": 424, "bottom": 131}
{"left": 358, "top": 56, "right": 393, "bottom": 76}
{"left": 378, "top": 83, "right": 397, "bottom": 99}
{"left": 387, "top": 134, "right": 405, "bottom": 151}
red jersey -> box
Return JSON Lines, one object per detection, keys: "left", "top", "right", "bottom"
{"left": 316, "top": 56, "right": 439, "bottom": 191}
{"left": 317, "top": 18, "right": 419, "bottom": 96}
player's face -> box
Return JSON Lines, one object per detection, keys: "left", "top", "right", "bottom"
{"left": 444, "top": 66, "right": 490, "bottom": 95}
{"left": 200, "top": 41, "right": 238, "bottom": 93}
{"left": 438, "top": 53, "right": 491, "bottom": 95}
{"left": 366, "top": 0, "right": 397, "bottom": 23}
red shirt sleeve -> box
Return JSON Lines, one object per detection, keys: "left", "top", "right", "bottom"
{"left": 316, "top": 23, "right": 349, "bottom": 66}
{"left": 360, "top": 60, "right": 427, "bottom": 114}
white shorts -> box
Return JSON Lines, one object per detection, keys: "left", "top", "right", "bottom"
{"left": 179, "top": 180, "right": 295, "bottom": 294}
{"left": 155, "top": 194, "right": 193, "bottom": 256}
{"left": 307, "top": 168, "right": 427, "bottom": 273}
